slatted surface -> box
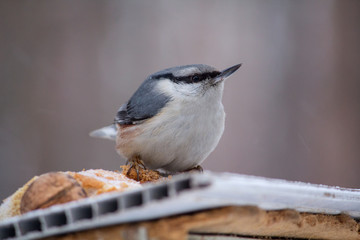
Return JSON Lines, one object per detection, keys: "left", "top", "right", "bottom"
{"left": 0, "top": 173, "right": 359, "bottom": 240}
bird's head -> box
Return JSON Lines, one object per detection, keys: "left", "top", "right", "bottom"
{"left": 149, "top": 64, "right": 241, "bottom": 99}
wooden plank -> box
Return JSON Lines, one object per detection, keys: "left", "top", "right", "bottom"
{"left": 45, "top": 207, "right": 360, "bottom": 240}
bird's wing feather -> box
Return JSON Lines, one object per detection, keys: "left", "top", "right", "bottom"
{"left": 115, "top": 78, "right": 171, "bottom": 125}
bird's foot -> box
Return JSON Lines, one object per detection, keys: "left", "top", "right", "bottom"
{"left": 183, "top": 165, "right": 203, "bottom": 173}
{"left": 126, "top": 155, "right": 147, "bottom": 181}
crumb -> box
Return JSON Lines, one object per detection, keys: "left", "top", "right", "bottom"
{"left": 121, "top": 165, "right": 170, "bottom": 183}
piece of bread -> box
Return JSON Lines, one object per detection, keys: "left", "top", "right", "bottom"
{"left": 0, "top": 168, "right": 165, "bottom": 221}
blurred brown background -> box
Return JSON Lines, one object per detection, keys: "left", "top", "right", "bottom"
{"left": 1, "top": 0, "right": 360, "bottom": 200}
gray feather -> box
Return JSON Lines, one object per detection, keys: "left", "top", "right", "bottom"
{"left": 115, "top": 77, "right": 171, "bottom": 125}
{"left": 115, "top": 65, "right": 218, "bottom": 125}
{"left": 89, "top": 124, "right": 117, "bottom": 141}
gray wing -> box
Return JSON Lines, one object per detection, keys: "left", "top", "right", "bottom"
{"left": 115, "top": 78, "right": 171, "bottom": 125}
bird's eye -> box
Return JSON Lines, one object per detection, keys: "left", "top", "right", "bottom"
{"left": 192, "top": 75, "right": 200, "bottom": 82}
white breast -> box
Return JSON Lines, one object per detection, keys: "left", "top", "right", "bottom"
{"left": 117, "top": 80, "right": 226, "bottom": 172}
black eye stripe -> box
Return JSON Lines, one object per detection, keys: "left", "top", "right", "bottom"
{"left": 152, "top": 71, "right": 220, "bottom": 84}
{"left": 172, "top": 71, "right": 220, "bottom": 84}
{"left": 208, "top": 71, "right": 221, "bottom": 78}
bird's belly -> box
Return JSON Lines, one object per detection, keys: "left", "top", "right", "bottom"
{"left": 120, "top": 104, "right": 225, "bottom": 172}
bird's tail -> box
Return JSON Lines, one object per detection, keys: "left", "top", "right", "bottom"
{"left": 89, "top": 124, "right": 117, "bottom": 141}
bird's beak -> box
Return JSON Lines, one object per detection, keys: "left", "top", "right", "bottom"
{"left": 213, "top": 64, "right": 242, "bottom": 85}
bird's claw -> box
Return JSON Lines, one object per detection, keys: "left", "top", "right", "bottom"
{"left": 126, "top": 155, "right": 146, "bottom": 181}
{"left": 184, "top": 165, "right": 203, "bottom": 173}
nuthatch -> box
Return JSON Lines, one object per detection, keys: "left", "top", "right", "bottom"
{"left": 90, "top": 64, "right": 241, "bottom": 174}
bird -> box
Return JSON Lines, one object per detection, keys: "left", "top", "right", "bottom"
{"left": 90, "top": 63, "right": 241, "bottom": 176}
